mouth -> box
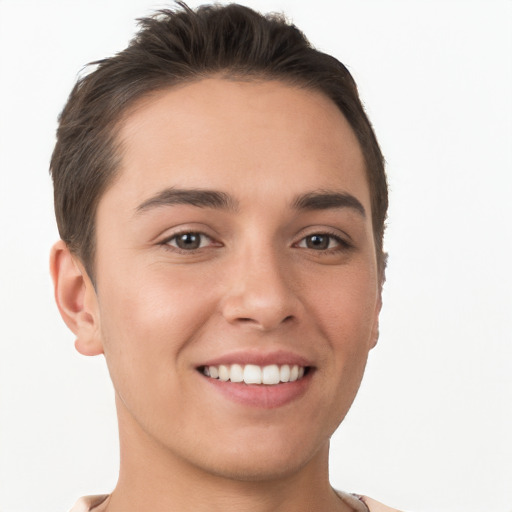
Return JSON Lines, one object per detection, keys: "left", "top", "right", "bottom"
{"left": 198, "top": 363, "right": 311, "bottom": 385}
{"left": 196, "top": 355, "right": 315, "bottom": 408}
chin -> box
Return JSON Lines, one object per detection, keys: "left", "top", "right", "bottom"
{"left": 199, "top": 453, "right": 313, "bottom": 483}
{"left": 187, "top": 431, "right": 328, "bottom": 483}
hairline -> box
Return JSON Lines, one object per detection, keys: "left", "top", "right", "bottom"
{"left": 75, "top": 73, "right": 384, "bottom": 283}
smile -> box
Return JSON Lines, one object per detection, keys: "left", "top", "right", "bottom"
{"left": 201, "top": 364, "right": 308, "bottom": 385}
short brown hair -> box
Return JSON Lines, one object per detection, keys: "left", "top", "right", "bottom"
{"left": 50, "top": 2, "right": 388, "bottom": 281}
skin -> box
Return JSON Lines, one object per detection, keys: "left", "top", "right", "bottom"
{"left": 51, "top": 78, "right": 382, "bottom": 512}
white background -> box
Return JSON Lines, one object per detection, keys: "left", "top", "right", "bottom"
{"left": 0, "top": 1, "right": 511, "bottom": 511}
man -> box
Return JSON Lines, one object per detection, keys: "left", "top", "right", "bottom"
{"left": 49, "top": 3, "right": 400, "bottom": 511}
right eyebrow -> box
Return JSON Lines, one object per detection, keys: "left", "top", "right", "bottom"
{"left": 291, "top": 190, "right": 366, "bottom": 217}
{"left": 135, "top": 188, "right": 239, "bottom": 214}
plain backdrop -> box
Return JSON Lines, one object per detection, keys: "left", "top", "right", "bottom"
{"left": 0, "top": 1, "right": 511, "bottom": 511}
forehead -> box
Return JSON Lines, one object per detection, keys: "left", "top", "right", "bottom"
{"left": 108, "top": 78, "right": 369, "bottom": 210}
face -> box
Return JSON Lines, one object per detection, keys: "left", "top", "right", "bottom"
{"left": 89, "top": 78, "right": 381, "bottom": 480}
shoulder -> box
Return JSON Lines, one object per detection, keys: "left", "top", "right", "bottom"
{"left": 69, "top": 493, "right": 403, "bottom": 512}
{"left": 68, "top": 495, "right": 109, "bottom": 512}
{"left": 337, "top": 491, "right": 404, "bottom": 512}
{"left": 360, "top": 495, "right": 404, "bottom": 512}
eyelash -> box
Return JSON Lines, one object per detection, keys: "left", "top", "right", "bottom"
{"left": 159, "top": 230, "right": 352, "bottom": 254}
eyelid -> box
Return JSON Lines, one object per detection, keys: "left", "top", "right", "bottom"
{"left": 154, "top": 222, "right": 217, "bottom": 243}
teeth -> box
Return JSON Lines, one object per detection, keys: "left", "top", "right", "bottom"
{"left": 230, "top": 363, "right": 244, "bottom": 383}
{"left": 202, "top": 363, "right": 307, "bottom": 385}
{"left": 262, "top": 365, "right": 280, "bottom": 385}
{"left": 279, "top": 364, "right": 291, "bottom": 382}
{"left": 218, "top": 365, "right": 229, "bottom": 382}
{"left": 244, "top": 364, "right": 262, "bottom": 384}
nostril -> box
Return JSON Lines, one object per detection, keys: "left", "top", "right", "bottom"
{"left": 235, "top": 315, "right": 295, "bottom": 328}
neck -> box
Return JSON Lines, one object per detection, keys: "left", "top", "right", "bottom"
{"left": 106, "top": 396, "right": 351, "bottom": 512}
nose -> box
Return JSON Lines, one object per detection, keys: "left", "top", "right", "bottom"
{"left": 220, "top": 248, "right": 301, "bottom": 331}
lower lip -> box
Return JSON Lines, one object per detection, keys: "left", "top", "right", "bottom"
{"left": 200, "top": 371, "right": 313, "bottom": 409}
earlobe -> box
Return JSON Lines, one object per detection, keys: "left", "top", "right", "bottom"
{"left": 50, "top": 240, "right": 103, "bottom": 356}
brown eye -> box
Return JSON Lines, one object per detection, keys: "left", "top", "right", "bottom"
{"left": 297, "top": 233, "right": 344, "bottom": 251}
{"left": 168, "top": 232, "right": 209, "bottom": 250}
{"left": 305, "top": 234, "right": 330, "bottom": 250}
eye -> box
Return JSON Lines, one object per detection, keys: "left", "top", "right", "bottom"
{"left": 297, "top": 233, "right": 346, "bottom": 251}
{"left": 165, "top": 232, "right": 213, "bottom": 251}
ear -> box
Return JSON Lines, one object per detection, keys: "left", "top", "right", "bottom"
{"left": 369, "top": 292, "right": 382, "bottom": 350}
{"left": 50, "top": 240, "right": 103, "bottom": 356}
{"left": 369, "top": 257, "right": 387, "bottom": 350}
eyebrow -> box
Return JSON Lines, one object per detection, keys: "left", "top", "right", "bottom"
{"left": 135, "top": 188, "right": 239, "bottom": 213}
{"left": 292, "top": 190, "right": 366, "bottom": 217}
{"left": 135, "top": 187, "right": 365, "bottom": 217}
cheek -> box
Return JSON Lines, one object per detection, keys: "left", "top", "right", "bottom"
{"left": 96, "top": 265, "right": 217, "bottom": 396}
{"left": 305, "top": 265, "right": 378, "bottom": 403}
{"left": 309, "top": 265, "right": 378, "bottom": 347}
{"left": 99, "top": 259, "right": 213, "bottom": 337}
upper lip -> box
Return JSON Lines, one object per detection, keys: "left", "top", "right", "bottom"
{"left": 197, "top": 349, "right": 314, "bottom": 368}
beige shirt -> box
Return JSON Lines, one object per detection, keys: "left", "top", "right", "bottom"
{"left": 69, "top": 492, "right": 402, "bottom": 511}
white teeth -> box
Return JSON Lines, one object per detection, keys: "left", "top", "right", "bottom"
{"left": 279, "top": 364, "right": 290, "bottom": 382}
{"left": 230, "top": 363, "right": 244, "bottom": 383}
{"left": 202, "top": 363, "right": 308, "bottom": 385}
{"left": 244, "top": 364, "right": 262, "bottom": 384}
{"left": 262, "top": 365, "right": 280, "bottom": 385}
{"left": 218, "top": 365, "right": 229, "bottom": 382}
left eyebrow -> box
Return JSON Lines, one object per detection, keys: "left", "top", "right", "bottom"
{"left": 135, "top": 188, "right": 239, "bottom": 214}
{"left": 291, "top": 190, "right": 366, "bottom": 217}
